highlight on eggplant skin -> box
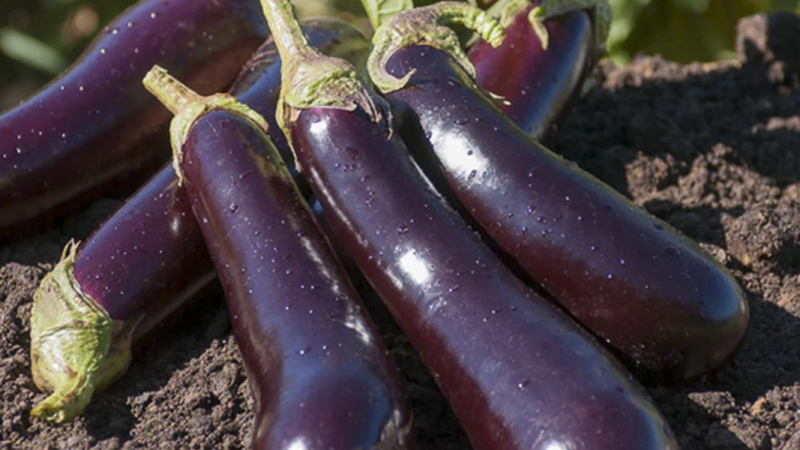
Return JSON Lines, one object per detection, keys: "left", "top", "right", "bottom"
{"left": 469, "top": 5, "right": 594, "bottom": 141}
{"left": 28, "top": 18, "right": 371, "bottom": 424}
{"left": 289, "top": 104, "right": 679, "bottom": 450}
{"left": 0, "top": 0, "right": 267, "bottom": 240}
{"left": 155, "top": 77, "right": 413, "bottom": 449}
{"left": 381, "top": 43, "right": 748, "bottom": 380}
{"left": 258, "top": 0, "right": 677, "bottom": 444}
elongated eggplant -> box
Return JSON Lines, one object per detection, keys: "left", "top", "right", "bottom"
{"left": 260, "top": 0, "right": 678, "bottom": 448}
{"left": 0, "top": 0, "right": 267, "bottom": 239}
{"left": 368, "top": 4, "right": 748, "bottom": 380}
{"left": 29, "top": 19, "right": 370, "bottom": 423}
{"left": 145, "top": 67, "right": 413, "bottom": 450}
{"left": 469, "top": 0, "right": 600, "bottom": 140}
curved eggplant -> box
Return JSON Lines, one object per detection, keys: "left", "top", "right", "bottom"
{"left": 29, "top": 19, "right": 370, "bottom": 423}
{"left": 469, "top": 4, "right": 593, "bottom": 140}
{"left": 0, "top": 0, "right": 267, "bottom": 239}
{"left": 368, "top": 5, "right": 748, "bottom": 379}
{"left": 257, "top": 0, "right": 679, "bottom": 448}
{"left": 146, "top": 68, "right": 413, "bottom": 450}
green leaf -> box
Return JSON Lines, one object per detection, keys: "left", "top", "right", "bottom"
{"left": 0, "top": 27, "right": 67, "bottom": 75}
{"left": 672, "top": 0, "right": 709, "bottom": 14}
{"left": 360, "top": 0, "right": 414, "bottom": 29}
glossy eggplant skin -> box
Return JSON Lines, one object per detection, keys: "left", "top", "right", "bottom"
{"left": 57, "top": 19, "right": 368, "bottom": 326}
{"left": 387, "top": 45, "right": 748, "bottom": 380}
{"left": 469, "top": 5, "right": 593, "bottom": 141}
{"left": 181, "top": 110, "right": 412, "bottom": 450}
{"left": 0, "top": 0, "right": 267, "bottom": 239}
{"left": 73, "top": 163, "right": 214, "bottom": 331}
{"left": 290, "top": 107, "right": 678, "bottom": 450}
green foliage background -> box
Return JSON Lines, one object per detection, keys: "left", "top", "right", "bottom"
{"left": 607, "top": 0, "right": 800, "bottom": 64}
{"left": 0, "top": 0, "right": 798, "bottom": 109}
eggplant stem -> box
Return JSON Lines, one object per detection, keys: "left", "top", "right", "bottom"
{"left": 258, "top": 0, "right": 316, "bottom": 62}
{"left": 368, "top": 2, "right": 505, "bottom": 94}
{"left": 258, "top": 0, "right": 390, "bottom": 140}
{"left": 142, "top": 66, "right": 203, "bottom": 115}
{"left": 143, "top": 65, "right": 269, "bottom": 184}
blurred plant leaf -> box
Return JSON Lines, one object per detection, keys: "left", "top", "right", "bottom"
{"left": 608, "top": 0, "right": 800, "bottom": 64}
{"left": 0, "top": 27, "right": 67, "bottom": 75}
{"left": 672, "top": 0, "right": 709, "bottom": 13}
{"left": 360, "top": 0, "right": 414, "bottom": 28}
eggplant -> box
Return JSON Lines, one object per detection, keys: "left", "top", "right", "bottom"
{"left": 0, "top": 0, "right": 268, "bottom": 240}
{"left": 368, "top": 4, "right": 748, "bottom": 380}
{"left": 469, "top": 0, "right": 596, "bottom": 140}
{"left": 29, "top": 19, "right": 370, "bottom": 423}
{"left": 259, "top": 0, "right": 678, "bottom": 448}
{"left": 144, "top": 67, "right": 413, "bottom": 450}
{"left": 29, "top": 163, "right": 212, "bottom": 423}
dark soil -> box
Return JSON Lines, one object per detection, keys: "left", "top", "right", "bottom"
{"left": 2, "top": 12, "right": 800, "bottom": 450}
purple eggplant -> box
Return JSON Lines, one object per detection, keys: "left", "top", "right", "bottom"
{"left": 29, "top": 19, "right": 370, "bottom": 423}
{"left": 469, "top": 1, "right": 595, "bottom": 140}
{"left": 30, "top": 163, "right": 213, "bottom": 423}
{"left": 259, "top": 0, "right": 678, "bottom": 448}
{"left": 144, "top": 67, "right": 413, "bottom": 450}
{"left": 0, "top": 0, "right": 268, "bottom": 240}
{"left": 368, "top": 4, "right": 748, "bottom": 380}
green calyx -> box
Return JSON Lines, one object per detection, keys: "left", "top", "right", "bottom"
{"left": 490, "top": 0, "right": 611, "bottom": 51}
{"left": 316, "top": 21, "right": 373, "bottom": 78}
{"left": 259, "top": 0, "right": 390, "bottom": 140}
{"left": 368, "top": 2, "right": 505, "bottom": 94}
{"left": 277, "top": 52, "right": 390, "bottom": 139}
{"left": 30, "top": 240, "right": 133, "bottom": 423}
{"left": 142, "top": 65, "right": 270, "bottom": 184}
{"left": 489, "top": 0, "right": 530, "bottom": 27}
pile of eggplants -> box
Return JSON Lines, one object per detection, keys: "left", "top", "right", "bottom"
{"left": 13, "top": 0, "right": 750, "bottom": 448}
{"left": 29, "top": 17, "right": 371, "bottom": 423}
{"left": 0, "top": 0, "right": 268, "bottom": 239}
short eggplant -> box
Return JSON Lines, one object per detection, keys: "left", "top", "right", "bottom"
{"left": 145, "top": 67, "right": 413, "bottom": 450}
{"left": 368, "top": 4, "right": 748, "bottom": 379}
{"left": 260, "top": 0, "right": 678, "bottom": 448}
{"left": 29, "top": 19, "right": 370, "bottom": 423}
{"left": 0, "top": 0, "right": 267, "bottom": 239}
{"left": 469, "top": 0, "right": 599, "bottom": 140}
